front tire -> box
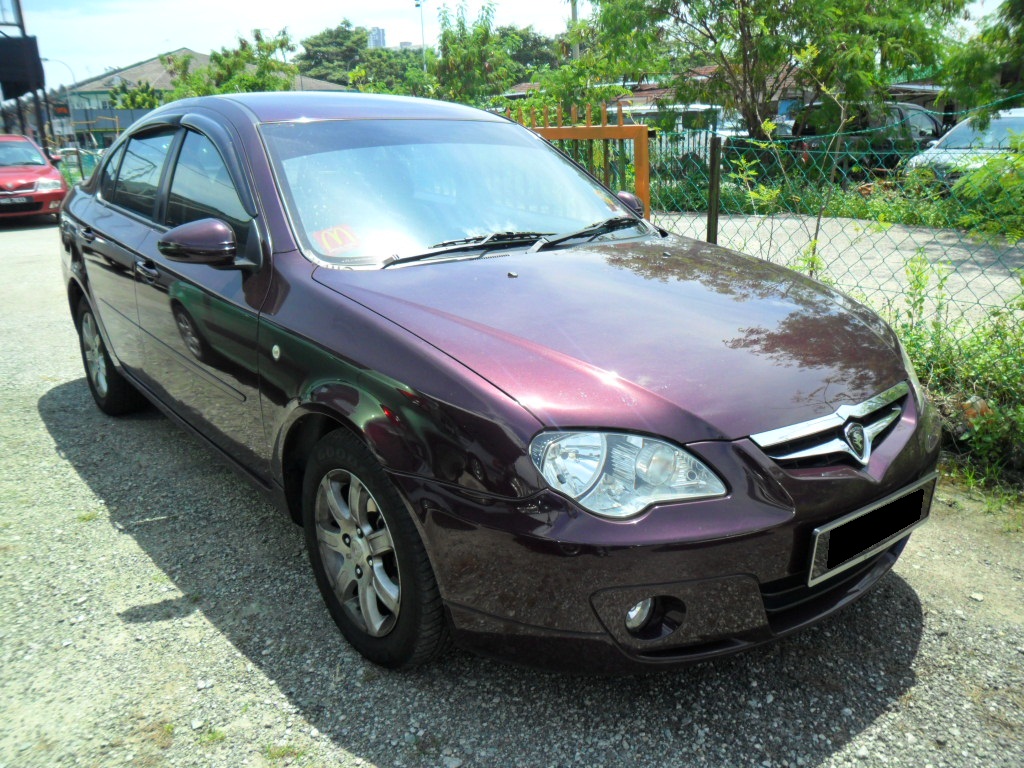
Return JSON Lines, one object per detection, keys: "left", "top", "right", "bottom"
{"left": 302, "top": 430, "right": 448, "bottom": 668}
{"left": 75, "top": 298, "right": 147, "bottom": 416}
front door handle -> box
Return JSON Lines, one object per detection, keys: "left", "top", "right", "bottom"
{"left": 80, "top": 227, "right": 96, "bottom": 243}
{"left": 135, "top": 260, "right": 160, "bottom": 282}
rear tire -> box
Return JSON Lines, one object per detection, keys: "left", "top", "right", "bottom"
{"left": 302, "top": 430, "right": 448, "bottom": 669}
{"left": 75, "top": 298, "right": 147, "bottom": 416}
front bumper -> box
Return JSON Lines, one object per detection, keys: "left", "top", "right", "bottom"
{"left": 445, "top": 536, "right": 910, "bottom": 673}
{"left": 0, "top": 189, "right": 66, "bottom": 218}
{"left": 391, "top": 396, "right": 940, "bottom": 672}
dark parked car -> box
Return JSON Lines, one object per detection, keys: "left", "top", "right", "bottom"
{"left": 60, "top": 93, "right": 941, "bottom": 672}
{"left": 789, "top": 101, "right": 945, "bottom": 174}
{"left": 0, "top": 133, "right": 68, "bottom": 220}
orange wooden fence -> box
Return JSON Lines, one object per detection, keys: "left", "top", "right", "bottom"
{"left": 507, "top": 103, "right": 652, "bottom": 218}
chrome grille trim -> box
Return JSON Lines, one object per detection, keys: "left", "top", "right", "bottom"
{"left": 750, "top": 381, "right": 909, "bottom": 467}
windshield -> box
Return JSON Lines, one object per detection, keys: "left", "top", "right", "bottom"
{"left": 939, "top": 115, "right": 1024, "bottom": 149}
{"left": 260, "top": 119, "right": 640, "bottom": 266}
{"left": 0, "top": 140, "right": 46, "bottom": 167}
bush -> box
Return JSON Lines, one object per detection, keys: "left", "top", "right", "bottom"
{"left": 889, "top": 254, "right": 1024, "bottom": 485}
{"left": 951, "top": 135, "right": 1024, "bottom": 244}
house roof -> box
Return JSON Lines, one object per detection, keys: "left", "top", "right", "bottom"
{"left": 72, "top": 48, "right": 346, "bottom": 93}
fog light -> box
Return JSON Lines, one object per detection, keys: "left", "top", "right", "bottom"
{"left": 624, "top": 598, "right": 654, "bottom": 632}
{"left": 48, "top": 201, "right": 61, "bottom": 209}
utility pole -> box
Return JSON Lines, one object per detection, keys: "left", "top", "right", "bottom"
{"left": 415, "top": 0, "right": 427, "bottom": 73}
{"left": 570, "top": 1, "right": 580, "bottom": 60}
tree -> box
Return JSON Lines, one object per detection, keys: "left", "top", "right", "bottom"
{"left": 350, "top": 47, "right": 439, "bottom": 97}
{"left": 109, "top": 79, "right": 163, "bottom": 109}
{"left": 164, "top": 30, "right": 297, "bottom": 99}
{"left": 592, "top": 0, "right": 968, "bottom": 138}
{"left": 295, "top": 21, "right": 369, "bottom": 85}
{"left": 943, "top": 0, "right": 1024, "bottom": 115}
{"left": 508, "top": 18, "right": 630, "bottom": 112}
{"left": 435, "top": 3, "right": 521, "bottom": 104}
{"left": 496, "top": 25, "right": 560, "bottom": 71}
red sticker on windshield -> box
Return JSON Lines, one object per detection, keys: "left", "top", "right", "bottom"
{"left": 311, "top": 226, "right": 359, "bottom": 256}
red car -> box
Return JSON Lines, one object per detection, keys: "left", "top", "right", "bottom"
{"left": 0, "top": 134, "right": 68, "bottom": 221}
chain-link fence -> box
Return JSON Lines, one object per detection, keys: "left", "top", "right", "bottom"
{"left": 647, "top": 123, "right": 1024, "bottom": 346}
{"left": 57, "top": 149, "right": 102, "bottom": 185}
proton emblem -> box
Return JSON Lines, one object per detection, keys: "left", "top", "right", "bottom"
{"left": 843, "top": 422, "right": 868, "bottom": 463}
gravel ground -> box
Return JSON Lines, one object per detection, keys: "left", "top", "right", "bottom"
{"left": 1, "top": 220, "right": 1022, "bottom": 768}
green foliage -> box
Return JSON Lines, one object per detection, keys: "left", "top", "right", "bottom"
{"left": 496, "top": 18, "right": 630, "bottom": 113}
{"left": 295, "top": 18, "right": 438, "bottom": 96}
{"left": 295, "top": 20, "right": 368, "bottom": 85}
{"left": 950, "top": 134, "right": 1024, "bottom": 244}
{"left": 592, "top": 0, "right": 968, "bottom": 138}
{"left": 892, "top": 254, "right": 1024, "bottom": 482}
{"left": 350, "top": 48, "right": 438, "bottom": 97}
{"left": 496, "top": 25, "right": 560, "bottom": 71}
{"left": 435, "top": 3, "right": 521, "bottom": 105}
{"left": 164, "top": 30, "right": 296, "bottom": 98}
{"left": 942, "top": 0, "right": 1024, "bottom": 117}
{"left": 967, "top": 406, "right": 1024, "bottom": 477}
{"left": 109, "top": 79, "right": 163, "bottom": 109}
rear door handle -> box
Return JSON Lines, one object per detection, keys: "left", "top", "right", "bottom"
{"left": 135, "top": 260, "right": 160, "bottom": 282}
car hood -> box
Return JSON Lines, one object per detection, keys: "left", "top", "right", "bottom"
{"left": 0, "top": 163, "right": 61, "bottom": 188}
{"left": 312, "top": 236, "right": 906, "bottom": 442}
{"left": 906, "top": 146, "right": 1002, "bottom": 174}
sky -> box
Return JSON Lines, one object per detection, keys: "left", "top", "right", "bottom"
{"left": 8, "top": 0, "right": 996, "bottom": 91}
{"left": 14, "top": 0, "right": 592, "bottom": 89}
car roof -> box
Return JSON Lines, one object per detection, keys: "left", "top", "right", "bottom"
{"left": 163, "top": 91, "right": 507, "bottom": 125}
{"left": 0, "top": 134, "right": 35, "bottom": 142}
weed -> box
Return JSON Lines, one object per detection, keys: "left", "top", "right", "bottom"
{"left": 136, "top": 720, "right": 174, "bottom": 750}
{"left": 265, "top": 743, "right": 306, "bottom": 762}
{"left": 199, "top": 728, "right": 226, "bottom": 745}
{"left": 76, "top": 510, "right": 99, "bottom": 523}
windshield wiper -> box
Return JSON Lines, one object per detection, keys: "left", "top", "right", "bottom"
{"left": 528, "top": 216, "right": 648, "bottom": 253}
{"left": 382, "top": 230, "right": 551, "bottom": 268}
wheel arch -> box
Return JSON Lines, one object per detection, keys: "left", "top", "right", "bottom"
{"left": 278, "top": 407, "right": 369, "bottom": 525}
{"left": 65, "top": 248, "right": 88, "bottom": 327}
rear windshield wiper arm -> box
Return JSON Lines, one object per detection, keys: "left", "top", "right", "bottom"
{"left": 382, "top": 231, "right": 550, "bottom": 268}
{"left": 528, "top": 216, "right": 648, "bottom": 253}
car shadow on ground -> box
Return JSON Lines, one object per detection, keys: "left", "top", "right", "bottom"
{"left": 39, "top": 379, "right": 926, "bottom": 766}
{"left": 0, "top": 215, "right": 58, "bottom": 231}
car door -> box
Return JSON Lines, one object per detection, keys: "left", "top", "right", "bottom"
{"left": 902, "top": 107, "right": 942, "bottom": 151}
{"left": 133, "top": 127, "right": 272, "bottom": 477}
{"left": 79, "top": 133, "right": 176, "bottom": 373}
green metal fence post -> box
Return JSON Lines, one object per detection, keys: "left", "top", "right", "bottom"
{"left": 707, "top": 135, "right": 722, "bottom": 244}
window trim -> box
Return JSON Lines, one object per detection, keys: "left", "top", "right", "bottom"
{"left": 102, "top": 126, "right": 182, "bottom": 225}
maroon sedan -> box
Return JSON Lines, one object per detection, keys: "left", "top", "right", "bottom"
{"left": 59, "top": 93, "right": 941, "bottom": 672}
{"left": 0, "top": 134, "right": 68, "bottom": 220}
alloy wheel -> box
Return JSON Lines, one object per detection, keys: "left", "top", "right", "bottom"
{"left": 314, "top": 469, "right": 401, "bottom": 637}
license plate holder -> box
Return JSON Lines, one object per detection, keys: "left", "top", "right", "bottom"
{"left": 808, "top": 474, "right": 936, "bottom": 586}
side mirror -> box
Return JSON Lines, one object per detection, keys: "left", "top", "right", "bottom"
{"left": 158, "top": 218, "right": 237, "bottom": 265}
{"left": 48, "top": 152, "right": 62, "bottom": 165}
{"left": 616, "top": 190, "right": 645, "bottom": 218}
{"left": 926, "top": 139, "right": 939, "bottom": 149}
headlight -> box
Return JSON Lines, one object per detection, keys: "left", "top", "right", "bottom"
{"left": 529, "top": 432, "right": 726, "bottom": 519}
{"left": 36, "top": 178, "right": 64, "bottom": 192}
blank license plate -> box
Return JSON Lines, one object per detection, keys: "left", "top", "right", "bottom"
{"left": 808, "top": 476, "right": 935, "bottom": 586}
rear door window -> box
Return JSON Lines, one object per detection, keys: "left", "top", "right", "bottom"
{"left": 110, "top": 130, "right": 176, "bottom": 219}
{"left": 98, "top": 144, "right": 125, "bottom": 201}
